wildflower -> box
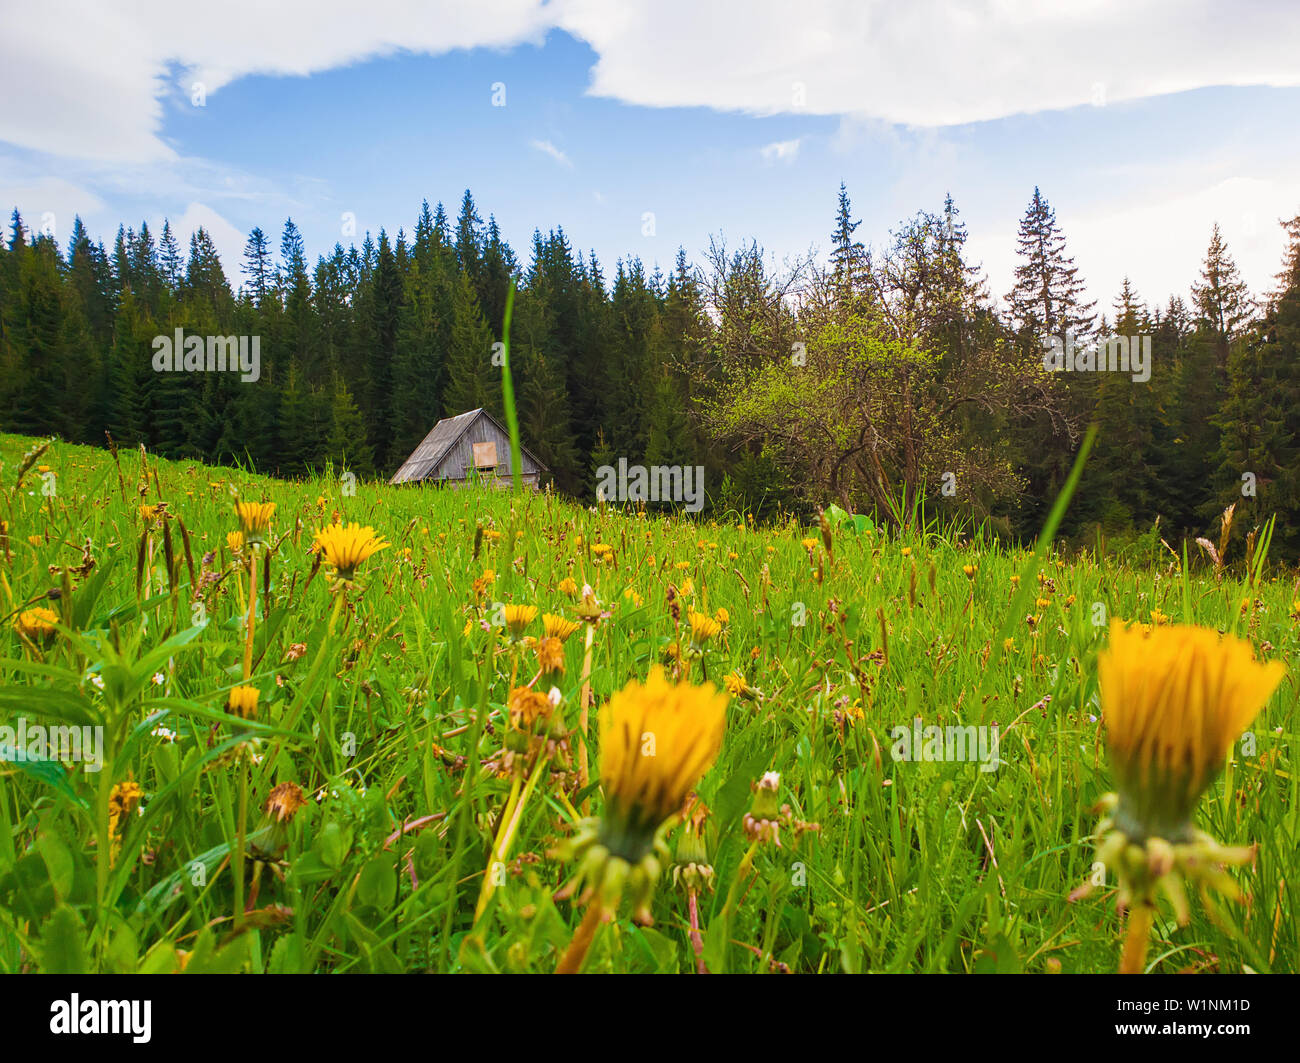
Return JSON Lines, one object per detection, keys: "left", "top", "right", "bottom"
{"left": 963, "top": 564, "right": 977, "bottom": 579}
{"left": 722, "top": 670, "right": 760, "bottom": 702}
{"left": 536, "top": 636, "right": 567, "bottom": 677}
{"left": 264, "top": 782, "right": 307, "bottom": 824}
{"left": 15, "top": 607, "right": 59, "bottom": 642}
{"left": 557, "top": 576, "right": 579, "bottom": 599}
{"left": 1092, "top": 620, "right": 1285, "bottom": 970}
{"left": 501, "top": 603, "right": 538, "bottom": 641}
{"left": 901, "top": 547, "right": 911, "bottom": 557}
{"left": 250, "top": 781, "right": 308, "bottom": 859}
{"left": 508, "top": 685, "right": 554, "bottom": 733}
{"left": 228, "top": 685, "right": 260, "bottom": 720}
{"left": 226, "top": 531, "right": 244, "bottom": 553}
{"left": 543, "top": 613, "right": 580, "bottom": 642}
{"left": 139, "top": 504, "right": 161, "bottom": 523}
{"left": 800, "top": 537, "right": 818, "bottom": 551}
{"left": 559, "top": 667, "right": 727, "bottom": 923}
{"left": 743, "top": 771, "right": 783, "bottom": 845}
{"left": 313, "top": 522, "right": 390, "bottom": 581}
{"left": 714, "top": 607, "right": 729, "bottom": 626}
{"left": 671, "top": 799, "right": 714, "bottom": 893}
{"left": 107, "top": 780, "right": 143, "bottom": 861}
{"left": 687, "top": 609, "right": 721, "bottom": 650}
{"left": 1099, "top": 621, "right": 1282, "bottom": 844}
{"left": 234, "top": 501, "right": 276, "bottom": 547}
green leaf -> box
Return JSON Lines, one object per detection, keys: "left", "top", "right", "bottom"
{"left": 39, "top": 905, "right": 87, "bottom": 974}
{"left": 357, "top": 856, "right": 397, "bottom": 909}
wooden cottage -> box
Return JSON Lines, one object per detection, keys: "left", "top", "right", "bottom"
{"left": 388, "top": 408, "right": 548, "bottom": 489}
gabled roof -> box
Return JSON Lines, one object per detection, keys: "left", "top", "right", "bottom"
{"left": 388, "top": 407, "right": 548, "bottom": 485}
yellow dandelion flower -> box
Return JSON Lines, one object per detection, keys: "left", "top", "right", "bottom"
{"left": 313, "top": 522, "right": 390, "bottom": 581}
{"left": 714, "top": 607, "right": 729, "bottom": 626}
{"left": 508, "top": 685, "right": 554, "bottom": 731}
{"left": 687, "top": 610, "right": 721, "bottom": 648}
{"left": 1094, "top": 620, "right": 1286, "bottom": 969}
{"left": 1100, "top": 620, "right": 1284, "bottom": 840}
{"left": 234, "top": 501, "right": 275, "bottom": 546}
{"left": 800, "top": 537, "right": 818, "bottom": 551}
{"left": 723, "top": 670, "right": 746, "bottom": 696}
{"left": 501, "top": 603, "right": 538, "bottom": 640}
{"left": 226, "top": 530, "right": 244, "bottom": 552}
{"left": 543, "top": 613, "right": 580, "bottom": 642}
{"left": 963, "top": 564, "right": 977, "bottom": 579}
{"left": 598, "top": 667, "right": 727, "bottom": 857}
{"left": 107, "top": 780, "right": 143, "bottom": 861}
{"left": 557, "top": 576, "right": 579, "bottom": 599}
{"left": 15, "top": 607, "right": 59, "bottom": 642}
{"left": 227, "top": 685, "right": 260, "bottom": 720}
{"left": 138, "top": 504, "right": 161, "bottom": 522}
{"left": 536, "top": 636, "right": 567, "bottom": 677}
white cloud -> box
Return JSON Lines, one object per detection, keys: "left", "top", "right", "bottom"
{"left": 0, "top": 174, "right": 105, "bottom": 243}
{"left": 968, "top": 175, "right": 1300, "bottom": 317}
{"left": 760, "top": 138, "right": 801, "bottom": 165}
{"left": 165, "top": 202, "right": 248, "bottom": 277}
{"left": 5, "top": 1, "right": 1299, "bottom": 165}
{"left": 0, "top": 1, "right": 554, "bottom": 163}
{"left": 557, "top": 0, "right": 1300, "bottom": 125}
{"left": 530, "top": 139, "right": 574, "bottom": 167}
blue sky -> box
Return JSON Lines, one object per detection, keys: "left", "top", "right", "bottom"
{"left": 3, "top": 1, "right": 1299, "bottom": 313}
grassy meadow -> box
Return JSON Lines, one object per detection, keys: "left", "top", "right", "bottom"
{"left": 0, "top": 431, "right": 1297, "bottom": 974}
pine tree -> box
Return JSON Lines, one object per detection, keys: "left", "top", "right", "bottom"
{"left": 441, "top": 267, "right": 499, "bottom": 417}
{"left": 325, "top": 373, "right": 374, "bottom": 476}
{"left": 1191, "top": 223, "right": 1253, "bottom": 367}
{"left": 242, "top": 227, "right": 274, "bottom": 306}
{"left": 829, "top": 182, "right": 865, "bottom": 303}
{"left": 1006, "top": 187, "right": 1097, "bottom": 344}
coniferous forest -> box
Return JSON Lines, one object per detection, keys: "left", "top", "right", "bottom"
{"left": 3, "top": 185, "right": 1299, "bottom": 552}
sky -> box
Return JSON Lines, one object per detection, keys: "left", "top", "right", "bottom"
{"left": 3, "top": 0, "right": 1300, "bottom": 316}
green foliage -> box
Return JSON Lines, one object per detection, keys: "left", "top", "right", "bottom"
{"left": 0, "top": 433, "right": 1296, "bottom": 973}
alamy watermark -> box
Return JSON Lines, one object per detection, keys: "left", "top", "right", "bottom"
{"left": 152, "top": 329, "right": 261, "bottom": 383}
{"left": 595, "top": 458, "right": 704, "bottom": 513}
{"left": 1, "top": 718, "right": 103, "bottom": 772}
{"left": 890, "top": 718, "right": 1000, "bottom": 773}
{"left": 1042, "top": 331, "right": 1150, "bottom": 383}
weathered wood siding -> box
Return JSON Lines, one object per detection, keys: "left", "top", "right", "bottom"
{"left": 432, "top": 414, "right": 544, "bottom": 483}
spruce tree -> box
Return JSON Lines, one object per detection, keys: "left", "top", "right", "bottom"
{"left": 1006, "top": 187, "right": 1097, "bottom": 344}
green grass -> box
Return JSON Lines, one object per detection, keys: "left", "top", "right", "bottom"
{"left": 0, "top": 431, "right": 1296, "bottom": 973}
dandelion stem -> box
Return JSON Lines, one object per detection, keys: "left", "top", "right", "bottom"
{"left": 577, "top": 623, "right": 595, "bottom": 813}
{"left": 243, "top": 548, "right": 257, "bottom": 680}
{"left": 233, "top": 757, "right": 249, "bottom": 932}
{"left": 687, "top": 887, "right": 708, "bottom": 974}
{"left": 556, "top": 899, "right": 605, "bottom": 974}
{"left": 1120, "top": 904, "right": 1155, "bottom": 974}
